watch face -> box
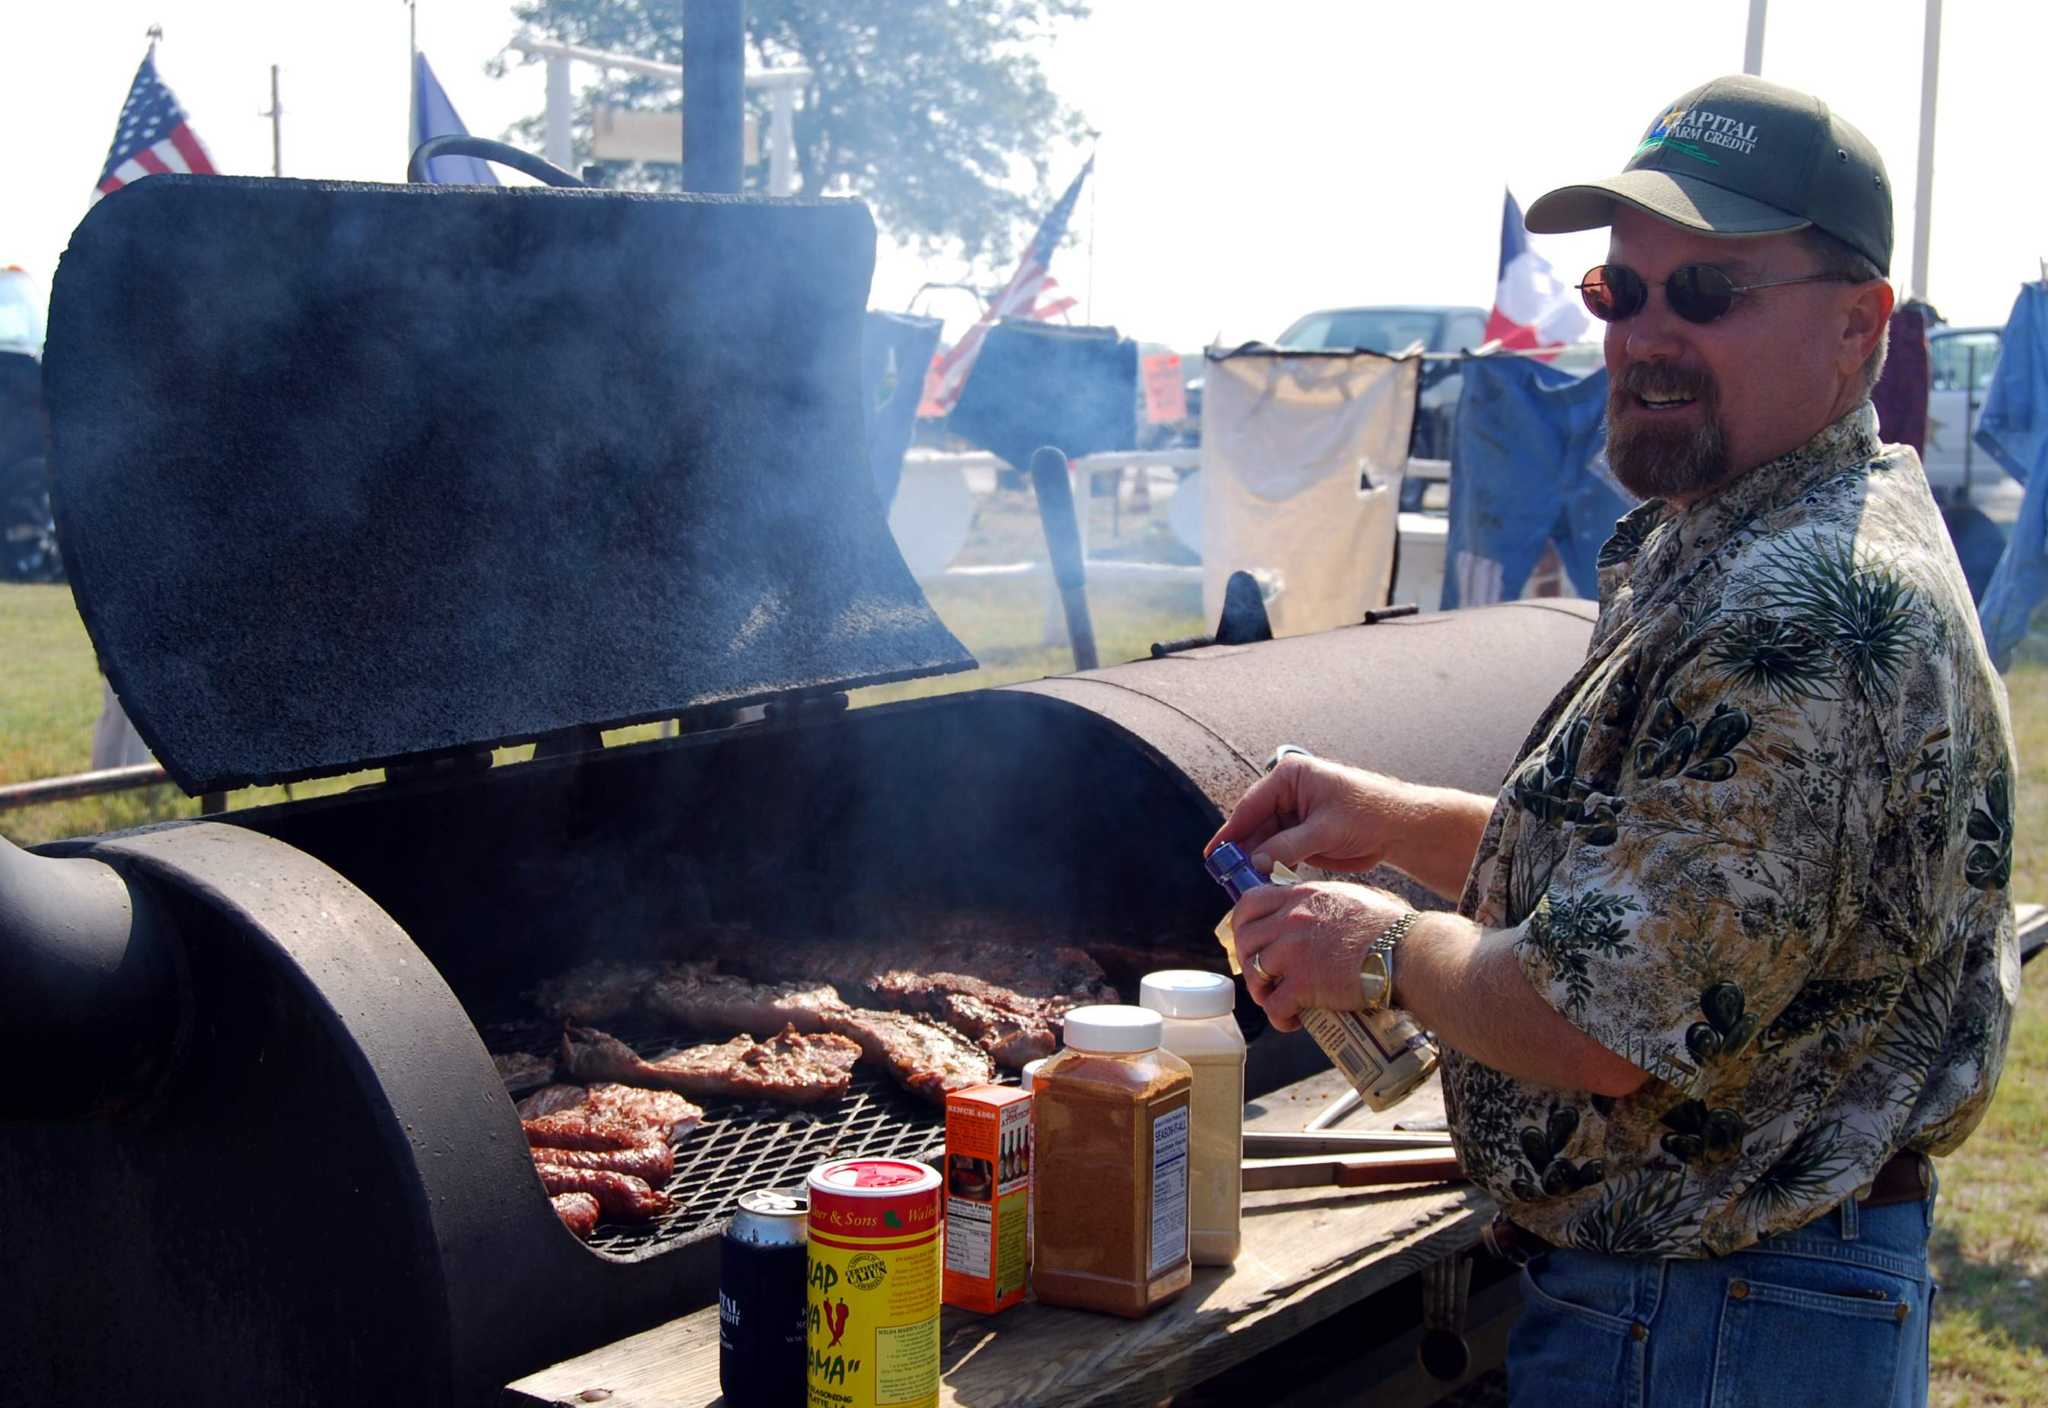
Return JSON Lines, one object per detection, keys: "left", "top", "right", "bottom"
{"left": 1359, "top": 954, "right": 1392, "bottom": 1008}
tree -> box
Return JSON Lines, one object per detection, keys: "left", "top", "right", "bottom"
{"left": 498, "top": 0, "right": 1090, "bottom": 266}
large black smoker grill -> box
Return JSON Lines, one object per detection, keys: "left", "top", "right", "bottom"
{"left": 0, "top": 178, "right": 1596, "bottom": 1404}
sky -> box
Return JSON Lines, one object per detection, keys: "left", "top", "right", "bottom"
{"left": 4, "top": 1, "right": 2044, "bottom": 352}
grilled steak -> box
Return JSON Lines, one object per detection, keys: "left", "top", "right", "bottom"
{"left": 528, "top": 959, "right": 677, "bottom": 1025}
{"left": 494, "top": 1050, "right": 557, "bottom": 1095}
{"left": 562, "top": 1025, "right": 860, "bottom": 1106}
{"left": 645, "top": 968, "right": 847, "bottom": 1035}
{"left": 517, "top": 1083, "right": 594, "bottom": 1119}
{"left": 529, "top": 1139, "right": 675, "bottom": 1184}
{"left": 693, "top": 920, "right": 1115, "bottom": 1067}
{"left": 518, "top": 1082, "right": 704, "bottom": 1148}
{"left": 817, "top": 1008, "right": 994, "bottom": 1105}
{"left": 521, "top": 1110, "right": 658, "bottom": 1153}
{"left": 584, "top": 1082, "right": 704, "bottom": 1139}
{"left": 533, "top": 1163, "right": 671, "bottom": 1221}
{"left": 550, "top": 1191, "right": 602, "bottom": 1240}
{"left": 925, "top": 988, "right": 1060, "bottom": 1067}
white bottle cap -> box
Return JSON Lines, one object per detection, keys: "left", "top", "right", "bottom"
{"left": 1020, "top": 1057, "right": 1048, "bottom": 1092}
{"left": 1139, "top": 969, "right": 1237, "bottom": 1020}
{"left": 1059, "top": 1004, "right": 1164, "bottom": 1054}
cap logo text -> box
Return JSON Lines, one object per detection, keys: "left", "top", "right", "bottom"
{"left": 1636, "top": 106, "right": 1760, "bottom": 166}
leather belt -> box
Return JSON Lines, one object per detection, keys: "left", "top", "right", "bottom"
{"left": 1482, "top": 1149, "right": 1932, "bottom": 1265}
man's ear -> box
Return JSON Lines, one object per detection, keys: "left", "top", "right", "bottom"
{"left": 1841, "top": 276, "right": 1896, "bottom": 378}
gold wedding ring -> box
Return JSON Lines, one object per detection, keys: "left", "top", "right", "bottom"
{"left": 1250, "top": 950, "right": 1272, "bottom": 982}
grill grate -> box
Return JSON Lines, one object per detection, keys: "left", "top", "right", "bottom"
{"left": 487, "top": 1019, "right": 1007, "bottom": 1256}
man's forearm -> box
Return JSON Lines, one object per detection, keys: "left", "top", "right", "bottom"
{"left": 1383, "top": 784, "right": 1497, "bottom": 903}
{"left": 1396, "top": 911, "right": 1648, "bottom": 1097}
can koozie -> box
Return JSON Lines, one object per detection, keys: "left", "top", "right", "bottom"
{"left": 806, "top": 1158, "right": 943, "bottom": 1408}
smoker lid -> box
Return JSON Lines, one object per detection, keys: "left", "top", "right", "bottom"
{"left": 42, "top": 177, "right": 973, "bottom": 794}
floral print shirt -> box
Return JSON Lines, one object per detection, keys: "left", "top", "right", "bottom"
{"left": 1442, "top": 404, "right": 2020, "bottom": 1257}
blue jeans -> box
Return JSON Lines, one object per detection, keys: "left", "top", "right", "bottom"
{"left": 1507, "top": 1190, "right": 1937, "bottom": 1408}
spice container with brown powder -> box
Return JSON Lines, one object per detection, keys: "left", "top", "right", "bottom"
{"left": 1031, "top": 1005, "right": 1193, "bottom": 1318}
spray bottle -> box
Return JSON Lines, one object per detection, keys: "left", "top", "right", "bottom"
{"left": 1206, "top": 841, "right": 1438, "bottom": 1111}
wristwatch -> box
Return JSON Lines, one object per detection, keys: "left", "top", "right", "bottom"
{"left": 1360, "top": 910, "right": 1422, "bottom": 1011}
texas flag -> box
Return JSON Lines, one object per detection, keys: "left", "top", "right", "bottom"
{"left": 1484, "top": 190, "right": 1590, "bottom": 354}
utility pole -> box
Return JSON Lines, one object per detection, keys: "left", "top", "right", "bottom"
{"left": 1910, "top": 0, "right": 1942, "bottom": 302}
{"left": 260, "top": 65, "right": 283, "bottom": 176}
{"left": 406, "top": 0, "right": 420, "bottom": 163}
{"left": 1743, "top": 0, "right": 1766, "bottom": 74}
{"left": 682, "top": 0, "right": 745, "bottom": 193}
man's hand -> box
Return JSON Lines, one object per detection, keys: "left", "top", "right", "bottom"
{"left": 1207, "top": 754, "right": 1419, "bottom": 877}
{"left": 1231, "top": 879, "right": 1411, "bottom": 1031}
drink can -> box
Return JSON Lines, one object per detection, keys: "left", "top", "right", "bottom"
{"left": 721, "top": 1189, "right": 809, "bottom": 1408}
{"left": 806, "top": 1158, "right": 943, "bottom": 1408}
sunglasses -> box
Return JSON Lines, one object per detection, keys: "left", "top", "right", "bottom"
{"left": 1577, "top": 263, "right": 1863, "bottom": 325}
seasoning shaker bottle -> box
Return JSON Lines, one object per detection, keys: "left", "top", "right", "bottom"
{"left": 1031, "top": 1006, "right": 1193, "bottom": 1318}
{"left": 1020, "top": 1057, "right": 1047, "bottom": 1267}
{"left": 1139, "top": 970, "right": 1245, "bottom": 1266}
{"left": 1206, "top": 841, "right": 1438, "bottom": 1111}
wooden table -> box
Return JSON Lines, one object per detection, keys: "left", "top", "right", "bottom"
{"left": 506, "top": 1072, "right": 1491, "bottom": 1408}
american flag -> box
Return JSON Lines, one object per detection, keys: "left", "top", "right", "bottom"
{"left": 920, "top": 157, "right": 1094, "bottom": 417}
{"left": 92, "top": 49, "right": 216, "bottom": 204}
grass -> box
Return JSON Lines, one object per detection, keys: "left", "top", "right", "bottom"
{"left": 0, "top": 481, "right": 1208, "bottom": 844}
{"left": 1, "top": 499, "right": 2042, "bottom": 1400}
{"left": 1927, "top": 638, "right": 2048, "bottom": 1407}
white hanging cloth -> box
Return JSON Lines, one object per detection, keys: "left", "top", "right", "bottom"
{"left": 1199, "top": 347, "right": 1418, "bottom": 637}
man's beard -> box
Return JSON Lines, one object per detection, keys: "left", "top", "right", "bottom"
{"left": 1605, "top": 362, "right": 1733, "bottom": 501}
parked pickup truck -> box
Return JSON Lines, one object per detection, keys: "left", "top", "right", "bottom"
{"left": 1922, "top": 323, "right": 2017, "bottom": 601}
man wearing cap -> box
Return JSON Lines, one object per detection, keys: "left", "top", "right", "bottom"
{"left": 1213, "top": 76, "right": 2015, "bottom": 1406}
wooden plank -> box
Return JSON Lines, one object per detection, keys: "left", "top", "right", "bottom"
{"left": 507, "top": 1183, "right": 1486, "bottom": 1407}
{"left": 1241, "top": 1148, "right": 1464, "bottom": 1191}
{"left": 507, "top": 1068, "right": 1487, "bottom": 1408}
{"left": 2016, "top": 901, "right": 2045, "bottom": 965}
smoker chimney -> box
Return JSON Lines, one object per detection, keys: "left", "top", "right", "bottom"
{"left": 684, "top": 0, "right": 746, "bottom": 193}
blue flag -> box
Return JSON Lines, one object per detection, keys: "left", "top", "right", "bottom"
{"left": 411, "top": 52, "right": 499, "bottom": 185}
{"left": 1441, "top": 355, "right": 1634, "bottom": 608}
{"left": 862, "top": 311, "right": 943, "bottom": 509}
{"left": 1974, "top": 283, "right": 2048, "bottom": 670}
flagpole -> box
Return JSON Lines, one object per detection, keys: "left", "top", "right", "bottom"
{"left": 260, "top": 65, "right": 283, "bottom": 177}
{"left": 1909, "top": 0, "right": 1941, "bottom": 302}
{"left": 1084, "top": 135, "right": 1099, "bottom": 325}
{"left": 410, "top": 0, "right": 419, "bottom": 150}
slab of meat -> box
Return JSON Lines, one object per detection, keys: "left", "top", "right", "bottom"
{"left": 925, "top": 987, "right": 1061, "bottom": 1068}
{"left": 530, "top": 1139, "right": 675, "bottom": 1184}
{"left": 495, "top": 1050, "right": 557, "bottom": 1095}
{"left": 520, "top": 1082, "right": 704, "bottom": 1149}
{"left": 562, "top": 1025, "right": 860, "bottom": 1106}
{"left": 644, "top": 968, "right": 848, "bottom": 1035}
{"left": 818, "top": 1008, "right": 993, "bottom": 1106}
{"left": 698, "top": 920, "right": 1116, "bottom": 1067}
{"left": 521, "top": 1109, "right": 658, "bottom": 1153}
{"left": 534, "top": 1163, "right": 671, "bottom": 1221}
{"left": 584, "top": 1083, "right": 705, "bottom": 1140}
{"left": 528, "top": 959, "right": 708, "bottom": 1025}
{"left": 551, "top": 1191, "right": 602, "bottom": 1240}
{"left": 866, "top": 968, "right": 1079, "bottom": 1068}
{"left": 517, "top": 1083, "right": 593, "bottom": 1120}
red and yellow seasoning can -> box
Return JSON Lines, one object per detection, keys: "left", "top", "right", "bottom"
{"left": 805, "top": 1157, "right": 943, "bottom": 1408}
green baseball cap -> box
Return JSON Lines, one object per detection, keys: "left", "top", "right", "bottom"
{"left": 1526, "top": 75, "right": 1892, "bottom": 275}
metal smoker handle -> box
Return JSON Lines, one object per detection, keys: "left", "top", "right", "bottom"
{"left": 0, "top": 835, "right": 183, "bottom": 1119}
